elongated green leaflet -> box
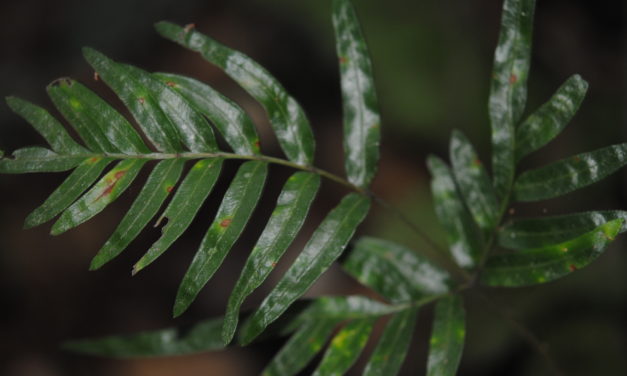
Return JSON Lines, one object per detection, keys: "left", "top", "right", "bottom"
{"left": 240, "top": 193, "right": 370, "bottom": 345}
{"left": 90, "top": 159, "right": 185, "bottom": 270}
{"left": 427, "top": 295, "right": 466, "bottom": 376}
{"left": 51, "top": 159, "right": 146, "bottom": 235}
{"left": 5, "top": 97, "right": 87, "bottom": 154}
{"left": 64, "top": 316, "right": 226, "bottom": 357}
{"left": 155, "top": 73, "right": 261, "bottom": 156}
{"left": 489, "top": 0, "right": 536, "bottom": 199}
{"left": 450, "top": 130, "right": 499, "bottom": 231}
{"left": 83, "top": 48, "right": 181, "bottom": 152}
{"left": 155, "top": 21, "right": 315, "bottom": 165}
{"left": 0, "top": 147, "right": 85, "bottom": 173}
{"left": 133, "top": 158, "right": 223, "bottom": 273}
{"left": 427, "top": 156, "right": 482, "bottom": 268}
{"left": 513, "top": 143, "right": 627, "bottom": 202}
{"left": 174, "top": 161, "right": 268, "bottom": 317}
{"left": 313, "top": 318, "right": 375, "bottom": 376}
{"left": 262, "top": 319, "right": 339, "bottom": 376}
{"left": 515, "top": 75, "right": 588, "bottom": 161}
{"left": 364, "top": 307, "right": 418, "bottom": 376}
{"left": 25, "top": 157, "right": 112, "bottom": 229}
{"left": 222, "top": 172, "right": 320, "bottom": 344}
{"left": 47, "top": 79, "right": 148, "bottom": 154}
{"left": 499, "top": 210, "right": 627, "bottom": 250}
{"left": 122, "top": 64, "right": 218, "bottom": 152}
{"left": 343, "top": 237, "right": 450, "bottom": 303}
{"left": 332, "top": 0, "right": 381, "bottom": 188}
{"left": 481, "top": 219, "right": 622, "bottom": 287}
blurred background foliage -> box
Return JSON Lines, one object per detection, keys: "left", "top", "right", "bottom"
{"left": 0, "top": 0, "right": 625, "bottom": 375}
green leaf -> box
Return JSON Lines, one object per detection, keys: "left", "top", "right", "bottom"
{"left": 515, "top": 75, "right": 588, "bottom": 161}
{"left": 51, "top": 159, "right": 146, "bottom": 235}
{"left": 154, "top": 21, "right": 315, "bottom": 165}
{"left": 90, "top": 159, "right": 185, "bottom": 270}
{"left": 489, "top": 0, "right": 536, "bottom": 199}
{"left": 25, "top": 157, "right": 112, "bottom": 229}
{"left": 332, "top": 0, "right": 381, "bottom": 188}
{"left": 122, "top": 64, "right": 219, "bottom": 152}
{"left": 481, "top": 219, "right": 623, "bottom": 287}
{"left": 499, "top": 210, "right": 627, "bottom": 250}
{"left": 0, "top": 147, "right": 86, "bottom": 173}
{"left": 155, "top": 73, "right": 261, "bottom": 156}
{"left": 312, "top": 318, "right": 375, "bottom": 376}
{"left": 5, "top": 96, "right": 87, "bottom": 154}
{"left": 427, "top": 295, "right": 466, "bottom": 376}
{"left": 427, "top": 156, "right": 483, "bottom": 268}
{"left": 133, "top": 158, "right": 223, "bottom": 273}
{"left": 513, "top": 144, "right": 627, "bottom": 202}
{"left": 363, "top": 307, "right": 418, "bottom": 376}
{"left": 64, "top": 316, "right": 225, "bottom": 357}
{"left": 240, "top": 193, "right": 370, "bottom": 345}
{"left": 450, "top": 130, "right": 499, "bottom": 232}
{"left": 262, "top": 319, "right": 339, "bottom": 376}
{"left": 343, "top": 237, "right": 450, "bottom": 303}
{"left": 174, "top": 161, "right": 268, "bottom": 317}
{"left": 285, "top": 295, "right": 400, "bottom": 333}
{"left": 222, "top": 172, "right": 320, "bottom": 344}
{"left": 83, "top": 48, "right": 182, "bottom": 152}
{"left": 46, "top": 79, "right": 148, "bottom": 154}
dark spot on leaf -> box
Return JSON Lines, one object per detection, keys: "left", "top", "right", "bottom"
{"left": 271, "top": 262, "right": 277, "bottom": 268}
{"left": 184, "top": 23, "right": 196, "bottom": 33}
{"left": 88, "top": 157, "right": 99, "bottom": 164}
{"left": 220, "top": 218, "right": 232, "bottom": 228}
{"left": 166, "top": 81, "right": 176, "bottom": 87}
{"left": 93, "top": 72, "right": 99, "bottom": 81}
{"left": 138, "top": 97, "right": 145, "bottom": 104}
{"left": 509, "top": 74, "right": 518, "bottom": 84}
{"left": 254, "top": 140, "right": 261, "bottom": 149}
{"left": 114, "top": 170, "right": 127, "bottom": 180}
{"left": 569, "top": 264, "right": 577, "bottom": 272}
{"left": 93, "top": 170, "right": 127, "bottom": 202}
{"left": 166, "top": 185, "right": 174, "bottom": 193}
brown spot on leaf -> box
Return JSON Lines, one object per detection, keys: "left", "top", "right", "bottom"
{"left": 473, "top": 159, "right": 482, "bottom": 167}
{"left": 569, "top": 264, "right": 577, "bottom": 272}
{"left": 339, "top": 56, "right": 348, "bottom": 64}
{"left": 93, "top": 72, "right": 100, "bottom": 81}
{"left": 508, "top": 208, "right": 515, "bottom": 215}
{"left": 138, "top": 97, "right": 145, "bottom": 104}
{"left": 88, "top": 157, "right": 100, "bottom": 164}
{"left": 166, "top": 81, "right": 176, "bottom": 87}
{"left": 254, "top": 140, "right": 261, "bottom": 149}
{"left": 271, "top": 262, "right": 277, "bottom": 268}
{"left": 509, "top": 74, "right": 518, "bottom": 84}
{"left": 166, "top": 185, "right": 174, "bottom": 193}
{"left": 93, "top": 170, "right": 127, "bottom": 202}
{"left": 184, "top": 23, "right": 196, "bottom": 33}
{"left": 220, "top": 218, "right": 232, "bottom": 228}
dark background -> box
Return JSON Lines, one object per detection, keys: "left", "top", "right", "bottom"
{"left": 0, "top": 0, "right": 625, "bottom": 375}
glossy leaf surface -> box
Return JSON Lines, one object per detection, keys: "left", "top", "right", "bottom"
{"left": 514, "top": 144, "right": 627, "bottom": 201}
{"left": 426, "top": 295, "right": 466, "bottom": 376}
{"left": 90, "top": 159, "right": 185, "bottom": 270}
{"left": 332, "top": 0, "right": 381, "bottom": 188}
{"left": 47, "top": 79, "right": 148, "bottom": 154}
{"left": 6, "top": 96, "right": 87, "bottom": 154}
{"left": 240, "top": 193, "right": 370, "bottom": 344}
{"left": 427, "top": 156, "right": 483, "bottom": 268}
{"left": 363, "top": 307, "right": 418, "bottom": 376}
{"left": 449, "top": 130, "right": 499, "bottom": 232}
{"left": 343, "top": 237, "right": 450, "bottom": 303}
{"left": 262, "top": 319, "right": 338, "bottom": 376}
{"left": 155, "top": 21, "right": 315, "bottom": 165}
{"left": 489, "top": 0, "right": 536, "bottom": 199}
{"left": 64, "top": 316, "right": 225, "bottom": 357}
{"left": 51, "top": 159, "right": 146, "bottom": 235}
{"left": 25, "top": 157, "right": 112, "bottom": 229}
{"left": 174, "top": 161, "right": 268, "bottom": 317}
{"left": 515, "top": 75, "right": 588, "bottom": 161}
{"left": 0, "top": 147, "right": 85, "bottom": 173}
{"left": 223, "top": 172, "right": 320, "bottom": 344}
{"left": 499, "top": 210, "right": 627, "bottom": 250}
{"left": 481, "top": 219, "right": 622, "bottom": 287}
{"left": 133, "top": 158, "right": 223, "bottom": 273}
{"left": 313, "top": 318, "right": 375, "bottom": 376}
{"left": 83, "top": 48, "right": 181, "bottom": 152}
{"left": 155, "top": 73, "right": 261, "bottom": 156}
